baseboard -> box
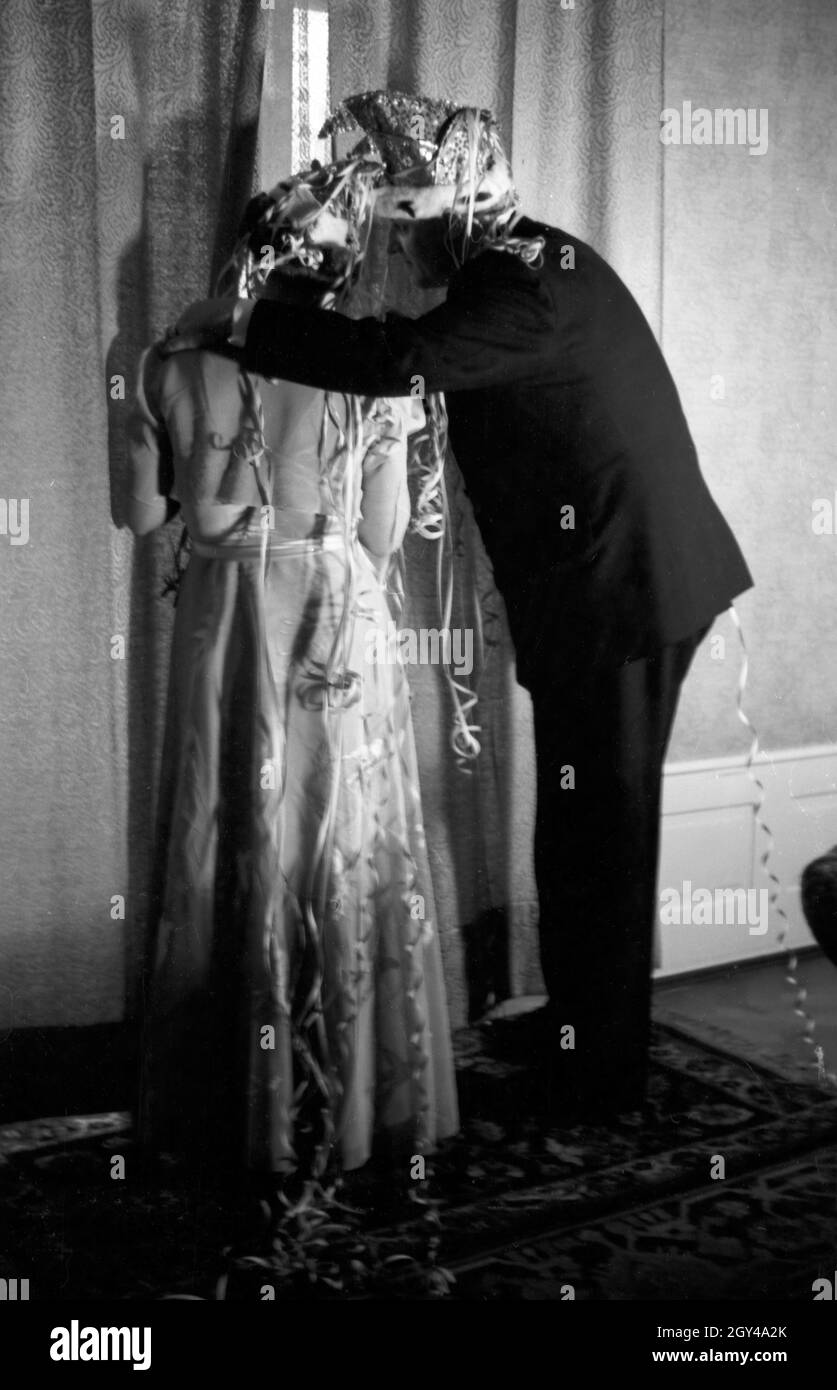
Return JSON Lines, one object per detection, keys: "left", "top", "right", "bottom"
{"left": 0, "top": 1023, "right": 137, "bottom": 1125}
{"left": 656, "top": 743, "right": 837, "bottom": 978}
{"left": 653, "top": 942, "right": 824, "bottom": 992}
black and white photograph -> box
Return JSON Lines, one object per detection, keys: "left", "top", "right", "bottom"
{"left": 1, "top": 0, "right": 836, "bottom": 1359}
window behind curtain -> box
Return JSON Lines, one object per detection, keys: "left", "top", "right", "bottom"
{"left": 292, "top": 1, "right": 330, "bottom": 171}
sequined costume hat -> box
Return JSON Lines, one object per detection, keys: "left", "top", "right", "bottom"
{"left": 321, "top": 91, "right": 458, "bottom": 178}
{"left": 320, "top": 90, "right": 517, "bottom": 225}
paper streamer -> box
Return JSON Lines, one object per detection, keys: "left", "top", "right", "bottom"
{"left": 728, "top": 603, "right": 837, "bottom": 1090}
{"left": 408, "top": 395, "right": 482, "bottom": 771}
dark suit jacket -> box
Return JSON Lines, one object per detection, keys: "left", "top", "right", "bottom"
{"left": 242, "top": 217, "right": 753, "bottom": 688}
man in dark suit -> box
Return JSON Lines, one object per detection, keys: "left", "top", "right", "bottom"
{"left": 165, "top": 93, "right": 753, "bottom": 1121}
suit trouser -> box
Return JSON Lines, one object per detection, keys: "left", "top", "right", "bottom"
{"left": 529, "top": 629, "right": 706, "bottom": 1104}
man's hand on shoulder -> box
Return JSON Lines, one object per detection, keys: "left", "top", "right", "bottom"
{"left": 159, "top": 297, "right": 246, "bottom": 356}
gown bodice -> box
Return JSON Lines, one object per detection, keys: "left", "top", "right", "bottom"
{"left": 131, "top": 346, "right": 420, "bottom": 549}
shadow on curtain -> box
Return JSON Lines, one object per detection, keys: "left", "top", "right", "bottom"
{"left": 0, "top": 0, "right": 267, "bottom": 1036}
{"left": 98, "top": 0, "right": 268, "bottom": 1022}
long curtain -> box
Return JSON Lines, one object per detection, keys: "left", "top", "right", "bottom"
{"left": 327, "top": 0, "right": 665, "bottom": 1022}
{"left": 5, "top": 0, "right": 815, "bottom": 1039}
{"left": 0, "top": 0, "right": 268, "bottom": 1029}
{"left": 0, "top": 0, "right": 664, "bottom": 1034}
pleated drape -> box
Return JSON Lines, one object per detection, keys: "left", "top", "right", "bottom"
{"left": 0, "top": 0, "right": 268, "bottom": 1028}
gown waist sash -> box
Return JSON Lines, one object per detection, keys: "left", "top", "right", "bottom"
{"left": 191, "top": 530, "right": 346, "bottom": 561}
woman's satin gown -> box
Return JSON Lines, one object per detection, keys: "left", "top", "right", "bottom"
{"left": 128, "top": 348, "right": 459, "bottom": 1175}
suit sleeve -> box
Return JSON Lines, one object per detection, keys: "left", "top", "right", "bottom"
{"left": 242, "top": 251, "right": 555, "bottom": 397}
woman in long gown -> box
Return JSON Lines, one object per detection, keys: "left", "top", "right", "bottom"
{"left": 124, "top": 156, "right": 459, "bottom": 1184}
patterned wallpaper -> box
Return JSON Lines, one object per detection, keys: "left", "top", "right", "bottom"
{"left": 661, "top": 0, "right": 837, "bottom": 762}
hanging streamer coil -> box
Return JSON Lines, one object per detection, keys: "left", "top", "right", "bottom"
{"left": 408, "top": 393, "right": 482, "bottom": 771}
{"left": 729, "top": 603, "right": 837, "bottom": 1090}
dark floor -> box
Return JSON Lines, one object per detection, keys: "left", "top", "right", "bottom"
{"left": 487, "top": 947, "right": 837, "bottom": 1090}
{"left": 2, "top": 949, "right": 836, "bottom": 1126}
{"left": 653, "top": 947, "right": 837, "bottom": 1086}
{"left": 4, "top": 950, "right": 837, "bottom": 1303}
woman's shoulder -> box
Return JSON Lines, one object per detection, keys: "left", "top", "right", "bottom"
{"left": 150, "top": 348, "right": 274, "bottom": 431}
{"left": 139, "top": 343, "right": 216, "bottom": 407}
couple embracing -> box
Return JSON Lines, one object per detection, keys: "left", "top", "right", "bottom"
{"left": 127, "top": 90, "right": 751, "bottom": 1186}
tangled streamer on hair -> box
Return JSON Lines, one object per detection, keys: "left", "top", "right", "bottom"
{"left": 214, "top": 155, "right": 382, "bottom": 308}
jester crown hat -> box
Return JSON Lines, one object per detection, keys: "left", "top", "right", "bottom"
{"left": 320, "top": 90, "right": 505, "bottom": 187}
